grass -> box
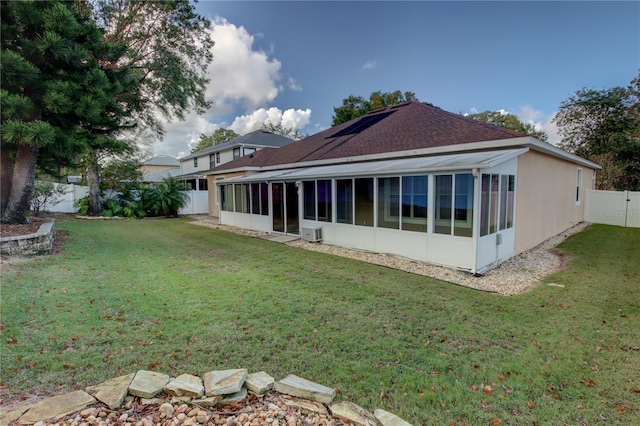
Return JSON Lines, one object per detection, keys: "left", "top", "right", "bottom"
{"left": 1, "top": 219, "right": 639, "bottom": 425}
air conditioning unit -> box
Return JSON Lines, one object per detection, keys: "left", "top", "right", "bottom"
{"left": 301, "top": 226, "right": 323, "bottom": 242}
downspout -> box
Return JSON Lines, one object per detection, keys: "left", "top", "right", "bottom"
{"left": 471, "top": 168, "right": 480, "bottom": 275}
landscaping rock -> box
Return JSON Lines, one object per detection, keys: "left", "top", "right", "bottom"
{"left": 275, "top": 374, "right": 336, "bottom": 404}
{"left": 191, "top": 396, "right": 221, "bottom": 407}
{"left": 374, "top": 409, "right": 413, "bottom": 426}
{"left": 329, "top": 401, "right": 380, "bottom": 426}
{"left": 128, "top": 370, "right": 170, "bottom": 398}
{"left": 217, "top": 388, "right": 247, "bottom": 406}
{"left": 203, "top": 368, "right": 247, "bottom": 396}
{"left": 85, "top": 373, "right": 134, "bottom": 410}
{"left": 0, "top": 405, "right": 31, "bottom": 425}
{"left": 245, "top": 371, "right": 275, "bottom": 394}
{"left": 18, "top": 390, "right": 95, "bottom": 424}
{"left": 164, "top": 373, "right": 204, "bottom": 398}
{"left": 282, "top": 396, "right": 329, "bottom": 415}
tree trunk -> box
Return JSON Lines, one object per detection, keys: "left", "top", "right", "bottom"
{"left": 86, "top": 150, "right": 102, "bottom": 216}
{"left": 1, "top": 147, "right": 15, "bottom": 215}
{"left": 1, "top": 144, "right": 39, "bottom": 224}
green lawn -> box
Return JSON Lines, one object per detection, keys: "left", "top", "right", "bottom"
{"left": 1, "top": 219, "right": 638, "bottom": 425}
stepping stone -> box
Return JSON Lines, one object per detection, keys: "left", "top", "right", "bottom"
{"left": 128, "top": 370, "right": 170, "bottom": 398}
{"left": 374, "top": 409, "right": 414, "bottom": 426}
{"left": 217, "top": 388, "right": 247, "bottom": 406}
{"left": 18, "top": 390, "right": 95, "bottom": 424}
{"left": 274, "top": 374, "right": 336, "bottom": 404}
{"left": 164, "top": 374, "right": 204, "bottom": 398}
{"left": 86, "top": 373, "right": 135, "bottom": 410}
{"left": 203, "top": 368, "right": 247, "bottom": 396}
{"left": 329, "top": 401, "right": 379, "bottom": 426}
{"left": 245, "top": 371, "right": 275, "bottom": 395}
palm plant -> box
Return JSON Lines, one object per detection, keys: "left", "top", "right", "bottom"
{"left": 144, "top": 177, "right": 190, "bottom": 217}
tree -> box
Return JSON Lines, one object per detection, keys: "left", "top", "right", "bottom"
{"left": 191, "top": 128, "right": 239, "bottom": 153}
{"left": 144, "top": 177, "right": 190, "bottom": 217}
{"left": 262, "top": 123, "right": 306, "bottom": 140}
{"left": 80, "top": 0, "right": 214, "bottom": 215}
{"left": 467, "top": 110, "right": 549, "bottom": 142}
{"left": 554, "top": 73, "right": 640, "bottom": 190}
{"left": 1, "top": 1, "right": 138, "bottom": 223}
{"left": 332, "top": 90, "right": 419, "bottom": 126}
{"left": 30, "top": 178, "right": 69, "bottom": 217}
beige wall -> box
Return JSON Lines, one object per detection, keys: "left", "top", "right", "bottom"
{"left": 206, "top": 171, "right": 254, "bottom": 217}
{"left": 140, "top": 165, "right": 178, "bottom": 176}
{"left": 515, "top": 151, "right": 595, "bottom": 254}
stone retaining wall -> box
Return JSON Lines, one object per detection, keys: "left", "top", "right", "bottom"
{"left": 0, "top": 222, "right": 55, "bottom": 256}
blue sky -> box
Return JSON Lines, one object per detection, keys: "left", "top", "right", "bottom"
{"left": 156, "top": 1, "right": 640, "bottom": 158}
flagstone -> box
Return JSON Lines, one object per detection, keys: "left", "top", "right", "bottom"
{"left": 374, "top": 409, "right": 413, "bottom": 426}
{"left": 245, "top": 371, "right": 275, "bottom": 395}
{"left": 18, "top": 391, "right": 95, "bottom": 424}
{"left": 203, "top": 368, "right": 247, "bottom": 396}
{"left": 217, "top": 388, "right": 247, "bottom": 406}
{"left": 0, "top": 404, "right": 31, "bottom": 426}
{"left": 164, "top": 374, "right": 204, "bottom": 398}
{"left": 329, "top": 401, "right": 380, "bottom": 426}
{"left": 274, "top": 374, "right": 335, "bottom": 404}
{"left": 128, "top": 370, "right": 170, "bottom": 398}
{"left": 85, "top": 373, "right": 134, "bottom": 409}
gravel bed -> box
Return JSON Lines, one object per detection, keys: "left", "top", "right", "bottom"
{"left": 189, "top": 218, "right": 590, "bottom": 296}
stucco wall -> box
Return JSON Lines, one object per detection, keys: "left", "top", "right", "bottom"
{"left": 515, "top": 151, "right": 595, "bottom": 254}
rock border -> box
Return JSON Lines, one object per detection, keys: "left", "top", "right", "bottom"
{"left": 0, "top": 221, "right": 55, "bottom": 256}
{"left": 0, "top": 369, "right": 412, "bottom": 426}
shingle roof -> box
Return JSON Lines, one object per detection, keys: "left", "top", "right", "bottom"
{"left": 211, "top": 102, "right": 525, "bottom": 173}
{"left": 181, "top": 130, "right": 294, "bottom": 160}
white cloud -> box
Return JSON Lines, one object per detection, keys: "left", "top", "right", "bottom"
{"left": 361, "top": 60, "right": 377, "bottom": 71}
{"left": 230, "top": 107, "right": 312, "bottom": 135}
{"left": 516, "top": 106, "right": 561, "bottom": 145}
{"left": 151, "top": 17, "right": 290, "bottom": 157}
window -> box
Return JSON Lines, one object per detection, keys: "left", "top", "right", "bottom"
{"left": 402, "top": 175, "right": 428, "bottom": 232}
{"left": 481, "top": 173, "right": 515, "bottom": 236}
{"left": 250, "top": 183, "right": 261, "bottom": 214}
{"left": 210, "top": 154, "right": 215, "bottom": 169}
{"left": 336, "top": 179, "right": 353, "bottom": 224}
{"left": 435, "top": 174, "right": 474, "bottom": 237}
{"left": 193, "top": 157, "right": 198, "bottom": 168}
{"left": 434, "top": 175, "right": 452, "bottom": 234}
{"left": 377, "top": 177, "right": 399, "bottom": 229}
{"left": 260, "top": 183, "right": 268, "bottom": 216}
{"left": 221, "top": 184, "right": 234, "bottom": 212}
{"left": 303, "top": 181, "right": 315, "bottom": 220}
{"left": 216, "top": 152, "right": 220, "bottom": 163}
{"left": 233, "top": 147, "right": 241, "bottom": 160}
{"left": 198, "top": 179, "right": 208, "bottom": 191}
{"left": 454, "top": 174, "right": 473, "bottom": 237}
{"left": 234, "top": 184, "right": 249, "bottom": 213}
{"left": 317, "top": 180, "right": 332, "bottom": 222}
{"left": 244, "top": 147, "right": 256, "bottom": 156}
{"left": 354, "top": 178, "right": 374, "bottom": 227}
{"left": 576, "top": 168, "right": 583, "bottom": 204}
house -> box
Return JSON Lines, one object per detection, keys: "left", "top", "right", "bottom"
{"left": 178, "top": 130, "right": 294, "bottom": 215}
{"left": 206, "top": 102, "right": 599, "bottom": 274}
{"left": 141, "top": 155, "right": 181, "bottom": 183}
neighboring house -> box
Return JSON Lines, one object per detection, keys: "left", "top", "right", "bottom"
{"left": 141, "top": 155, "right": 180, "bottom": 183}
{"left": 207, "top": 102, "right": 599, "bottom": 275}
{"left": 178, "top": 130, "right": 294, "bottom": 215}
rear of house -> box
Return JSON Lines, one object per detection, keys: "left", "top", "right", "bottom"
{"left": 208, "top": 102, "right": 598, "bottom": 274}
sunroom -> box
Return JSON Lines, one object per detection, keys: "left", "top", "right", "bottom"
{"left": 217, "top": 148, "right": 528, "bottom": 274}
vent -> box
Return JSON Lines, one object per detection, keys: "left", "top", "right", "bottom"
{"left": 301, "top": 226, "right": 323, "bottom": 242}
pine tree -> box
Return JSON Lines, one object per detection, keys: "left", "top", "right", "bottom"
{"left": 1, "top": 1, "right": 140, "bottom": 222}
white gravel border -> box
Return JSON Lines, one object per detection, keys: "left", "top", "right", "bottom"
{"left": 189, "top": 217, "right": 590, "bottom": 296}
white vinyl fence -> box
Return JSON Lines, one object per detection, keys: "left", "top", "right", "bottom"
{"left": 45, "top": 184, "right": 89, "bottom": 213}
{"left": 178, "top": 190, "right": 209, "bottom": 215}
{"left": 585, "top": 189, "right": 640, "bottom": 228}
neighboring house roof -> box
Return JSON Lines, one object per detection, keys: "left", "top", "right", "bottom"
{"left": 180, "top": 130, "right": 294, "bottom": 161}
{"left": 143, "top": 168, "right": 181, "bottom": 183}
{"left": 143, "top": 155, "right": 180, "bottom": 167}
{"left": 208, "top": 102, "right": 599, "bottom": 174}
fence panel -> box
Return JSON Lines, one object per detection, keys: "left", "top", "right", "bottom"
{"left": 585, "top": 189, "right": 640, "bottom": 228}
{"left": 46, "top": 184, "right": 89, "bottom": 213}
{"left": 179, "top": 190, "right": 209, "bottom": 215}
